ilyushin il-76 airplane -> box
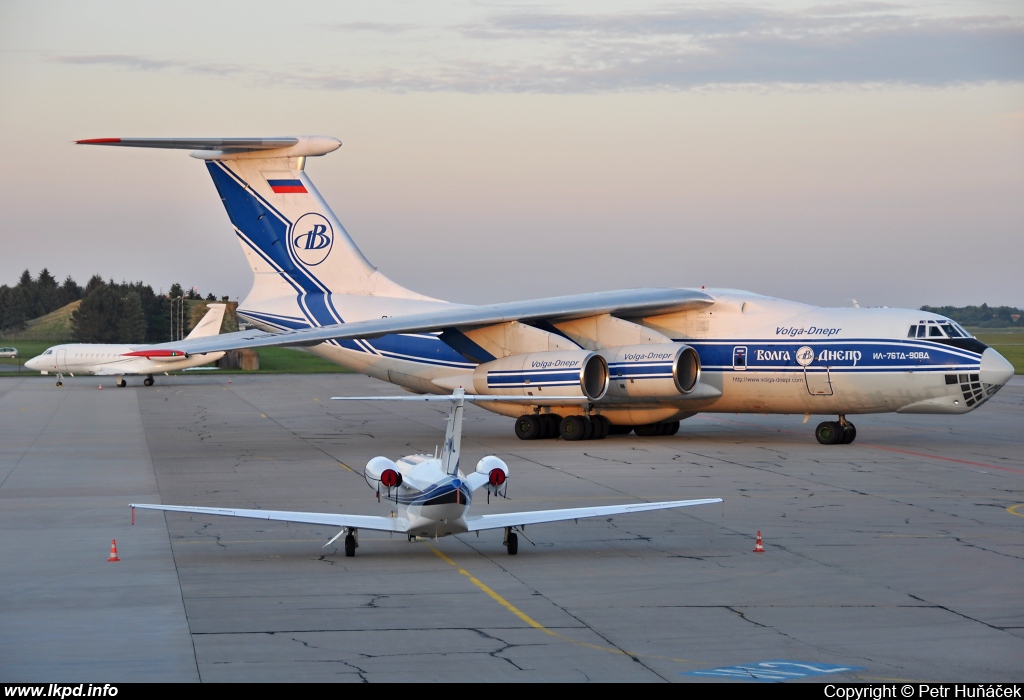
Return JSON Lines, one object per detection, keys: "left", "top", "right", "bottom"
{"left": 78, "top": 136, "right": 1015, "bottom": 444}
{"left": 24, "top": 303, "right": 227, "bottom": 387}
{"left": 131, "top": 388, "right": 722, "bottom": 555}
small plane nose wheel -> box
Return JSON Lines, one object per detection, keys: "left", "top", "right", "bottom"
{"left": 503, "top": 527, "right": 519, "bottom": 555}
{"left": 143, "top": 375, "right": 154, "bottom": 387}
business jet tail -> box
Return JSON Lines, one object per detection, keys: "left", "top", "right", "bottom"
{"left": 185, "top": 303, "right": 227, "bottom": 340}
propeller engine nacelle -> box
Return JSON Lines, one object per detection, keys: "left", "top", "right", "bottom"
{"left": 601, "top": 343, "right": 701, "bottom": 399}
{"left": 364, "top": 456, "right": 403, "bottom": 492}
{"left": 476, "top": 455, "right": 509, "bottom": 497}
{"left": 471, "top": 350, "right": 609, "bottom": 400}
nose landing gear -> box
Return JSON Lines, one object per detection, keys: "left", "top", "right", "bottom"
{"left": 815, "top": 416, "right": 857, "bottom": 445}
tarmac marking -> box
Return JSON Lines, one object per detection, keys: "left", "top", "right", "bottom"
{"left": 1008, "top": 504, "right": 1024, "bottom": 518}
{"left": 864, "top": 445, "right": 1024, "bottom": 475}
{"left": 429, "top": 546, "right": 698, "bottom": 665}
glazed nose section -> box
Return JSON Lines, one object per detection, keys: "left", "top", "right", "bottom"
{"left": 980, "top": 348, "right": 1014, "bottom": 387}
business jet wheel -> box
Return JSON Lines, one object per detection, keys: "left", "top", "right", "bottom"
{"left": 117, "top": 379, "right": 127, "bottom": 388}
{"left": 515, "top": 415, "right": 542, "bottom": 441}
{"left": 143, "top": 376, "right": 154, "bottom": 387}
{"left": 815, "top": 421, "right": 843, "bottom": 445}
{"left": 506, "top": 532, "right": 519, "bottom": 555}
{"left": 840, "top": 422, "right": 857, "bottom": 444}
{"left": 344, "top": 534, "right": 357, "bottom": 557}
{"left": 55, "top": 381, "right": 63, "bottom": 387}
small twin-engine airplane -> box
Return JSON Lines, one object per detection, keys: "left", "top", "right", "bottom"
{"left": 24, "top": 303, "right": 227, "bottom": 387}
{"left": 131, "top": 388, "right": 722, "bottom": 555}
{"left": 78, "top": 137, "right": 1015, "bottom": 444}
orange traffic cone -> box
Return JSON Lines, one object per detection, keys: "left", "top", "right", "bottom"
{"left": 98, "top": 384, "right": 103, "bottom": 390}
{"left": 753, "top": 531, "right": 764, "bottom": 553}
{"left": 107, "top": 539, "right": 120, "bottom": 562}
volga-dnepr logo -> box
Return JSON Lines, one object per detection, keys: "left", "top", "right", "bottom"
{"left": 290, "top": 213, "right": 333, "bottom": 266}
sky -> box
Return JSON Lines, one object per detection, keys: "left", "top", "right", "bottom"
{"left": 0, "top": 1, "right": 1021, "bottom": 309}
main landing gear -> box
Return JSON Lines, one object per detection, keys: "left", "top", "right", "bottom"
{"left": 503, "top": 527, "right": 519, "bottom": 555}
{"left": 815, "top": 416, "right": 857, "bottom": 445}
{"left": 117, "top": 378, "right": 127, "bottom": 388}
{"left": 55, "top": 373, "right": 63, "bottom": 387}
{"left": 514, "top": 414, "right": 683, "bottom": 441}
{"left": 143, "top": 375, "right": 155, "bottom": 387}
{"left": 343, "top": 528, "right": 358, "bottom": 557}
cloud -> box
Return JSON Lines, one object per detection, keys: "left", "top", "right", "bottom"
{"left": 50, "top": 4, "right": 1024, "bottom": 93}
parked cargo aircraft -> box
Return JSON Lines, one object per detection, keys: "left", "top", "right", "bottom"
{"left": 24, "top": 303, "right": 227, "bottom": 387}
{"left": 132, "top": 388, "right": 722, "bottom": 555}
{"left": 78, "top": 137, "right": 1015, "bottom": 444}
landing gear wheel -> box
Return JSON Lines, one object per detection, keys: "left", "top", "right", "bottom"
{"left": 505, "top": 532, "right": 519, "bottom": 555}
{"left": 344, "top": 534, "right": 357, "bottom": 557}
{"left": 590, "top": 415, "right": 610, "bottom": 440}
{"left": 541, "top": 414, "right": 560, "bottom": 439}
{"left": 117, "top": 379, "right": 127, "bottom": 388}
{"left": 608, "top": 424, "right": 633, "bottom": 435}
{"left": 840, "top": 422, "right": 857, "bottom": 444}
{"left": 559, "top": 416, "right": 588, "bottom": 441}
{"left": 55, "top": 381, "right": 63, "bottom": 387}
{"left": 634, "top": 423, "right": 660, "bottom": 437}
{"left": 515, "top": 415, "right": 542, "bottom": 440}
{"left": 664, "top": 420, "right": 681, "bottom": 436}
{"left": 815, "top": 421, "right": 843, "bottom": 445}
{"left": 143, "top": 376, "right": 154, "bottom": 387}
{"left": 581, "top": 416, "right": 594, "bottom": 440}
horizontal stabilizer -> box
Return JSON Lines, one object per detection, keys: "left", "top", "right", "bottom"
{"left": 77, "top": 136, "right": 341, "bottom": 159}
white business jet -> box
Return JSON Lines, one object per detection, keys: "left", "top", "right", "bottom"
{"left": 131, "top": 388, "right": 722, "bottom": 556}
{"left": 24, "top": 303, "right": 227, "bottom": 387}
{"left": 77, "top": 137, "right": 1015, "bottom": 444}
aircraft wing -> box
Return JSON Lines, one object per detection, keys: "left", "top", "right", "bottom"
{"left": 463, "top": 497, "right": 722, "bottom": 532}
{"left": 131, "top": 503, "right": 407, "bottom": 533}
{"left": 135, "top": 288, "right": 714, "bottom": 356}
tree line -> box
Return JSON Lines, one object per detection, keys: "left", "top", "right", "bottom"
{"left": 0, "top": 270, "right": 225, "bottom": 343}
{"left": 921, "top": 304, "right": 1023, "bottom": 328}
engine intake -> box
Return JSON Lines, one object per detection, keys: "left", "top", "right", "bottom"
{"left": 602, "top": 343, "right": 701, "bottom": 399}
{"left": 472, "top": 350, "right": 608, "bottom": 400}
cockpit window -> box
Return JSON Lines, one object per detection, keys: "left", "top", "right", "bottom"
{"left": 940, "top": 323, "right": 961, "bottom": 338}
{"left": 44, "top": 349, "right": 52, "bottom": 355}
{"left": 928, "top": 325, "right": 943, "bottom": 337}
{"left": 908, "top": 325, "right": 917, "bottom": 338}
{"left": 917, "top": 325, "right": 927, "bottom": 338}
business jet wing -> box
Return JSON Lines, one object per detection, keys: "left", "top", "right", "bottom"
{"left": 130, "top": 503, "right": 407, "bottom": 533}
{"left": 134, "top": 288, "right": 713, "bottom": 356}
{"left": 464, "top": 497, "right": 722, "bottom": 532}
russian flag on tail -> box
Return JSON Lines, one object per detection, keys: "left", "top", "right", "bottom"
{"left": 268, "top": 179, "right": 307, "bottom": 194}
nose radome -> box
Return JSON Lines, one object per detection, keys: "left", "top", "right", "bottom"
{"left": 980, "top": 348, "right": 1015, "bottom": 387}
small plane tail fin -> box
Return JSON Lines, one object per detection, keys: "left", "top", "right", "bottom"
{"left": 76, "top": 137, "right": 437, "bottom": 331}
{"left": 439, "top": 388, "right": 466, "bottom": 476}
{"left": 185, "top": 303, "right": 227, "bottom": 340}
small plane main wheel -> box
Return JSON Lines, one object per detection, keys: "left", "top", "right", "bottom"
{"left": 591, "top": 415, "right": 610, "bottom": 440}
{"left": 815, "top": 421, "right": 843, "bottom": 445}
{"left": 55, "top": 381, "right": 63, "bottom": 387}
{"left": 143, "top": 376, "right": 154, "bottom": 387}
{"left": 344, "top": 534, "right": 356, "bottom": 557}
{"left": 514, "top": 415, "right": 542, "bottom": 441}
{"left": 117, "top": 379, "right": 127, "bottom": 388}
{"left": 559, "top": 416, "right": 587, "bottom": 441}
{"left": 634, "top": 423, "right": 660, "bottom": 437}
{"left": 506, "top": 532, "right": 519, "bottom": 555}
{"left": 840, "top": 422, "right": 857, "bottom": 444}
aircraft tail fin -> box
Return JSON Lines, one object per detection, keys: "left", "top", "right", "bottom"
{"left": 439, "top": 388, "right": 465, "bottom": 476}
{"left": 76, "top": 137, "right": 438, "bottom": 332}
{"left": 185, "top": 303, "right": 227, "bottom": 340}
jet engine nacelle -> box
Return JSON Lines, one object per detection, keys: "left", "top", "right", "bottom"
{"left": 364, "top": 456, "right": 403, "bottom": 490}
{"left": 601, "top": 343, "right": 701, "bottom": 399}
{"left": 472, "top": 350, "right": 609, "bottom": 400}
{"left": 476, "top": 455, "right": 509, "bottom": 495}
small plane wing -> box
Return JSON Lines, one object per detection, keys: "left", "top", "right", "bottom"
{"left": 133, "top": 288, "right": 713, "bottom": 356}
{"left": 130, "top": 503, "right": 407, "bottom": 533}
{"left": 464, "top": 497, "right": 723, "bottom": 532}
